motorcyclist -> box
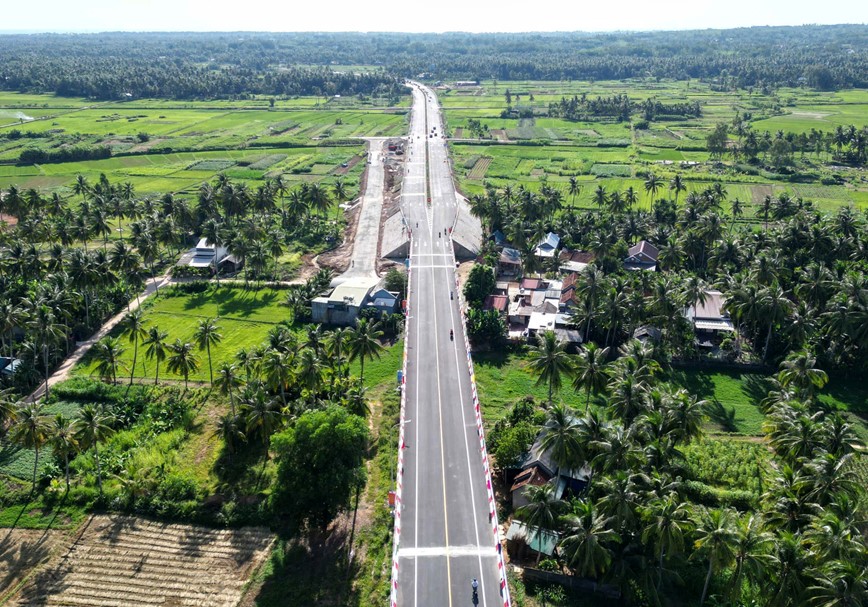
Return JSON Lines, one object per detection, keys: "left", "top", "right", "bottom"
{"left": 449, "top": 329, "right": 454, "bottom": 340}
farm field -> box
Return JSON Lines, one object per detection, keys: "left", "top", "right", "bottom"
{"left": 0, "top": 92, "right": 409, "bottom": 195}
{"left": 439, "top": 80, "right": 868, "bottom": 212}
{"left": 74, "top": 287, "right": 294, "bottom": 384}
{"left": 8, "top": 515, "right": 274, "bottom": 607}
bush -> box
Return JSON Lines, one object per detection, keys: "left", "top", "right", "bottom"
{"left": 682, "top": 480, "right": 757, "bottom": 510}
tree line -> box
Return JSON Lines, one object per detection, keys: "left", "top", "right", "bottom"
{"left": 0, "top": 171, "right": 353, "bottom": 397}
{"left": 1, "top": 26, "right": 867, "bottom": 100}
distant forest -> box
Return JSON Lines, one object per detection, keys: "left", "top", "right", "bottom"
{"left": 1, "top": 25, "right": 867, "bottom": 100}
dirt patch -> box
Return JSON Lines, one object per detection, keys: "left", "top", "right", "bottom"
{"left": 750, "top": 184, "right": 775, "bottom": 203}
{"left": 317, "top": 203, "right": 361, "bottom": 275}
{"left": 0, "top": 213, "right": 18, "bottom": 227}
{"left": 294, "top": 252, "right": 322, "bottom": 282}
{"left": 332, "top": 154, "right": 362, "bottom": 176}
{"left": 11, "top": 514, "right": 274, "bottom": 607}
{"left": 128, "top": 138, "right": 167, "bottom": 153}
{"left": 0, "top": 529, "right": 64, "bottom": 602}
{"left": 452, "top": 127, "right": 464, "bottom": 138}
{"left": 490, "top": 129, "right": 510, "bottom": 142}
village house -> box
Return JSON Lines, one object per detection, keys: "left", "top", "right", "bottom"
{"left": 510, "top": 429, "right": 592, "bottom": 509}
{"left": 534, "top": 232, "right": 560, "bottom": 259}
{"left": 558, "top": 249, "right": 594, "bottom": 274}
{"left": 684, "top": 290, "right": 735, "bottom": 349}
{"left": 311, "top": 277, "right": 384, "bottom": 325}
{"left": 624, "top": 240, "right": 659, "bottom": 271}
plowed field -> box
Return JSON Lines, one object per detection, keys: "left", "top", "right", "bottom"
{"left": 10, "top": 515, "right": 273, "bottom": 607}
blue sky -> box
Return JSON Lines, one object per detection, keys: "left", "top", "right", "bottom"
{"left": 2, "top": 0, "right": 865, "bottom": 33}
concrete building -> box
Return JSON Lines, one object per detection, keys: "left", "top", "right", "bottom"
{"left": 178, "top": 237, "right": 230, "bottom": 272}
{"left": 311, "top": 277, "right": 382, "bottom": 325}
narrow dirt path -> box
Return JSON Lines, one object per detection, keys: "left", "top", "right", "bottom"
{"left": 27, "top": 274, "right": 171, "bottom": 402}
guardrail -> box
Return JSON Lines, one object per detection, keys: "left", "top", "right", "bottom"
{"left": 389, "top": 232, "right": 411, "bottom": 607}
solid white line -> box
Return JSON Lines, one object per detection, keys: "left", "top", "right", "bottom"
{"left": 413, "top": 232, "right": 421, "bottom": 607}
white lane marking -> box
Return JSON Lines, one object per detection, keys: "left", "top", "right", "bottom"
{"left": 413, "top": 265, "right": 456, "bottom": 269}
{"left": 398, "top": 545, "right": 498, "bottom": 558}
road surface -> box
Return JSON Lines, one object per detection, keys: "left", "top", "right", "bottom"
{"left": 335, "top": 137, "right": 387, "bottom": 283}
{"left": 394, "top": 83, "right": 505, "bottom": 607}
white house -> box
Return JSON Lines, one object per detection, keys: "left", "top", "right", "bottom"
{"left": 534, "top": 232, "right": 560, "bottom": 258}
{"left": 685, "top": 290, "right": 735, "bottom": 333}
{"left": 184, "top": 238, "right": 229, "bottom": 270}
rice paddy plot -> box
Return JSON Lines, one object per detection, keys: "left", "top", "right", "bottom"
{"left": 75, "top": 287, "right": 295, "bottom": 384}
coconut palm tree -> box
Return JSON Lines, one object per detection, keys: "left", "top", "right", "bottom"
{"left": 194, "top": 317, "right": 222, "bottom": 386}
{"left": 539, "top": 402, "right": 582, "bottom": 490}
{"left": 143, "top": 326, "right": 168, "bottom": 385}
{"left": 777, "top": 351, "right": 828, "bottom": 402}
{"left": 10, "top": 402, "right": 50, "bottom": 491}
{"left": 572, "top": 343, "right": 609, "bottom": 413}
{"left": 669, "top": 174, "right": 686, "bottom": 203}
{"left": 119, "top": 309, "right": 147, "bottom": 385}
{"left": 28, "top": 304, "right": 67, "bottom": 399}
{"left": 528, "top": 331, "right": 572, "bottom": 406}
{"left": 327, "top": 327, "right": 351, "bottom": 387}
{"left": 92, "top": 336, "right": 127, "bottom": 384}
{"left": 559, "top": 499, "right": 619, "bottom": 578}
{"left": 261, "top": 348, "right": 293, "bottom": 407}
{"left": 577, "top": 264, "right": 604, "bottom": 343}
{"left": 641, "top": 496, "right": 693, "bottom": 591}
{"left": 759, "top": 284, "right": 794, "bottom": 362}
{"left": 808, "top": 561, "right": 868, "bottom": 607}
{"left": 568, "top": 176, "right": 581, "bottom": 207}
{"left": 644, "top": 174, "right": 662, "bottom": 203}
{"left": 242, "top": 387, "right": 283, "bottom": 457}
{"left": 515, "top": 483, "right": 566, "bottom": 564}
{"left": 766, "top": 532, "right": 809, "bottom": 607}
{"left": 215, "top": 412, "right": 246, "bottom": 464}
{"left": 728, "top": 514, "right": 773, "bottom": 602}
{"left": 215, "top": 362, "right": 243, "bottom": 417}
{"left": 693, "top": 507, "right": 738, "bottom": 607}
{"left": 297, "top": 348, "right": 324, "bottom": 396}
{"left": 348, "top": 318, "right": 383, "bottom": 385}
{"left": 166, "top": 339, "right": 199, "bottom": 390}
{"left": 50, "top": 413, "right": 78, "bottom": 492}
{"left": 593, "top": 185, "right": 607, "bottom": 210}
{"left": 0, "top": 387, "right": 19, "bottom": 433}
{"left": 74, "top": 404, "right": 114, "bottom": 498}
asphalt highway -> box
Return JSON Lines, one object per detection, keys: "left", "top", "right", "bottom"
{"left": 395, "top": 83, "right": 503, "bottom": 607}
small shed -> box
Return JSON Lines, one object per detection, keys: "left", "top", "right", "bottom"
{"left": 505, "top": 521, "right": 559, "bottom": 558}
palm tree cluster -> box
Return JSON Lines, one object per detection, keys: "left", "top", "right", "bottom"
{"left": 213, "top": 318, "right": 383, "bottom": 462}
{"left": 473, "top": 177, "right": 867, "bottom": 370}
{"left": 517, "top": 333, "right": 865, "bottom": 605}
{"left": 1, "top": 392, "right": 115, "bottom": 497}
{"left": 0, "top": 171, "right": 353, "bottom": 398}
